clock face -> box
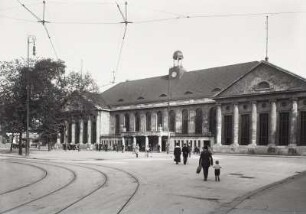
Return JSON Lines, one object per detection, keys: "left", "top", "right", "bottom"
{"left": 171, "top": 71, "right": 177, "bottom": 78}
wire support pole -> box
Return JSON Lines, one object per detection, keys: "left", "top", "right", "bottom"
{"left": 26, "top": 35, "right": 36, "bottom": 157}
{"left": 265, "top": 16, "right": 269, "bottom": 62}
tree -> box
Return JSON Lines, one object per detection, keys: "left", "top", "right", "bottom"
{"left": 0, "top": 59, "right": 100, "bottom": 153}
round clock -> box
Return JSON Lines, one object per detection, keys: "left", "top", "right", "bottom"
{"left": 171, "top": 71, "right": 178, "bottom": 78}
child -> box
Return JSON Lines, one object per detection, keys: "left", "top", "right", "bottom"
{"left": 213, "top": 160, "right": 222, "bottom": 181}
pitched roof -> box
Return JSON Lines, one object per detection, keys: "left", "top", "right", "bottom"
{"left": 100, "top": 61, "right": 260, "bottom": 107}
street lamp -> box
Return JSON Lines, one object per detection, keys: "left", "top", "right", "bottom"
{"left": 26, "top": 35, "right": 36, "bottom": 156}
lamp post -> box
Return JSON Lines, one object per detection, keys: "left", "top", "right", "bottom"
{"left": 26, "top": 35, "right": 36, "bottom": 156}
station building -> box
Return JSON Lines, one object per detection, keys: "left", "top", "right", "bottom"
{"left": 60, "top": 52, "right": 306, "bottom": 155}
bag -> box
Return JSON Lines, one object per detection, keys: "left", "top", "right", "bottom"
{"left": 196, "top": 165, "right": 202, "bottom": 174}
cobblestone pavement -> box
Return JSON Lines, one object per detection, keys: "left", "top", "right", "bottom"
{"left": 1, "top": 149, "right": 306, "bottom": 214}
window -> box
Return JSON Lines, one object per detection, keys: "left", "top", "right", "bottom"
{"left": 157, "top": 111, "right": 163, "bottom": 128}
{"left": 184, "top": 91, "right": 193, "bottom": 95}
{"left": 212, "top": 88, "right": 221, "bottom": 93}
{"left": 159, "top": 94, "right": 167, "bottom": 97}
{"left": 75, "top": 121, "right": 80, "bottom": 144}
{"left": 223, "top": 115, "right": 233, "bottom": 145}
{"left": 68, "top": 123, "right": 72, "bottom": 143}
{"left": 240, "top": 114, "right": 250, "bottom": 145}
{"left": 124, "top": 113, "right": 130, "bottom": 132}
{"left": 195, "top": 108, "right": 203, "bottom": 134}
{"left": 115, "top": 115, "right": 120, "bottom": 134}
{"left": 137, "top": 96, "right": 144, "bottom": 100}
{"left": 259, "top": 113, "right": 269, "bottom": 145}
{"left": 256, "top": 81, "right": 271, "bottom": 90}
{"left": 169, "top": 110, "right": 176, "bottom": 132}
{"left": 135, "top": 113, "right": 140, "bottom": 132}
{"left": 118, "top": 98, "right": 124, "bottom": 102}
{"left": 83, "top": 121, "right": 88, "bottom": 143}
{"left": 209, "top": 107, "right": 216, "bottom": 135}
{"left": 279, "top": 112, "right": 289, "bottom": 146}
{"left": 182, "top": 109, "right": 189, "bottom": 134}
{"left": 91, "top": 119, "right": 96, "bottom": 144}
{"left": 300, "top": 111, "right": 306, "bottom": 145}
{"left": 146, "top": 112, "right": 151, "bottom": 131}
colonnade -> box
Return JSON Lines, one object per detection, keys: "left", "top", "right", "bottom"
{"left": 216, "top": 99, "right": 298, "bottom": 146}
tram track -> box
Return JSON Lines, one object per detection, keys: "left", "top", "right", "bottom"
{"left": 0, "top": 161, "right": 77, "bottom": 214}
{"left": 0, "top": 161, "right": 48, "bottom": 196}
{"left": 85, "top": 163, "right": 140, "bottom": 214}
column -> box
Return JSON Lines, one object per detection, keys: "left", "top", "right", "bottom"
{"left": 233, "top": 103, "right": 239, "bottom": 146}
{"left": 64, "top": 121, "right": 69, "bottom": 145}
{"left": 158, "top": 136, "right": 162, "bottom": 152}
{"left": 80, "top": 119, "right": 84, "bottom": 144}
{"left": 71, "top": 121, "right": 75, "bottom": 144}
{"left": 88, "top": 117, "right": 92, "bottom": 144}
{"left": 290, "top": 99, "right": 298, "bottom": 145}
{"left": 145, "top": 136, "right": 149, "bottom": 150}
{"left": 96, "top": 112, "right": 100, "bottom": 144}
{"left": 251, "top": 101, "right": 257, "bottom": 146}
{"left": 216, "top": 104, "right": 222, "bottom": 146}
{"left": 269, "top": 100, "right": 277, "bottom": 145}
{"left": 133, "top": 136, "right": 137, "bottom": 149}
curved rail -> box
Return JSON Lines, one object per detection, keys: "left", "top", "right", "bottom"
{"left": 0, "top": 161, "right": 48, "bottom": 196}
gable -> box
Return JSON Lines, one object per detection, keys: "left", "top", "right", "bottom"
{"left": 216, "top": 62, "right": 306, "bottom": 98}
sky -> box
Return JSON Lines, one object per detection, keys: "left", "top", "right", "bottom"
{"left": 1, "top": 0, "right": 306, "bottom": 92}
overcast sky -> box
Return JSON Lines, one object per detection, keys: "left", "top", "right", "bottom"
{"left": 1, "top": 0, "right": 305, "bottom": 91}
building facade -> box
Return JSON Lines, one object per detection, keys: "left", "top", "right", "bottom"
{"left": 60, "top": 56, "right": 306, "bottom": 155}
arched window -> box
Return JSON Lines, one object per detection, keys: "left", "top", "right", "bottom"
{"left": 146, "top": 112, "right": 151, "bottom": 131}
{"left": 157, "top": 111, "right": 163, "bottom": 128}
{"left": 169, "top": 110, "right": 176, "bottom": 132}
{"left": 195, "top": 108, "right": 203, "bottom": 134}
{"left": 182, "top": 109, "right": 189, "bottom": 134}
{"left": 256, "top": 81, "right": 271, "bottom": 90}
{"left": 209, "top": 107, "right": 216, "bottom": 135}
{"left": 115, "top": 115, "right": 120, "bottom": 134}
{"left": 124, "top": 113, "right": 130, "bottom": 132}
{"left": 135, "top": 112, "right": 140, "bottom": 132}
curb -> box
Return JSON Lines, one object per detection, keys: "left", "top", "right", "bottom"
{"left": 211, "top": 170, "right": 306, "bottom": 214}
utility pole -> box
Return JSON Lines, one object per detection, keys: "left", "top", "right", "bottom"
{"left": 26, "top": 35, "right": 36, "bottom": 156}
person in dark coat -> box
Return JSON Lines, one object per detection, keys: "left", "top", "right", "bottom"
{"left": 174, "top": 143, "right": 181, "bottom": 164}
{"left": 182, "top": 143, "right": 189, "bottom": 165}
{"left": 199, "top": 145, "right": 213, "bottom": 181}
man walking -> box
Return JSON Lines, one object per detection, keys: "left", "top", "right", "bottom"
{"left": 199, "top": 146, "right": 213, "bottom": 181}
{"left": 182, "top": 143, "right": 189, "bottom": 165}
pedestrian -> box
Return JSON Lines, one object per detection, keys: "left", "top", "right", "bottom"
{"left": 122, "top": 143, "right": 125, "bottom": 153}
{"left": 174, "top": 143, "right": 181, "bottom": 164}
{"left": 135, "top": 144, "right": 139, "bottom": 158}
{"left": 182, "top": 143, "right": 189, "bottom": 165}
{"left": 199, "top": 145, "right": 213, "bottom": 181}
{"left": 188, "top": 143, "right": 192, "bottom": 158}
{"left": 146, "top": 144, "right": 150, "bottom": 157}
{"left": 213, "top": 160, "right": 222, "bottom": 181}
{"left": 166, "top": 143, "right": 169, "bottom": 154}
{"left": 157, "top": 144, "right": 161, "bottom": 152}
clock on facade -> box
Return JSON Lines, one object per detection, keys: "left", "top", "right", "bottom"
{"left": 171, "top": 71, "right": 178, "bottom": 78}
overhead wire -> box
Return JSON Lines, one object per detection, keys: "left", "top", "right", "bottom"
{"left": 16, "top": 0, "right": 59, "bottom": 60}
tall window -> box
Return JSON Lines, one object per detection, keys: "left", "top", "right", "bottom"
{"left": 146, "top": 112, "right": 151, "bottom": 131}
{"left": 223, "top": 115, "right": 233, "bottom": 145}
{"left": 195, "top": 108, "right": 203, "bottom": 134}
{"left": 279, "top": 112, "right": 289, "bottom": 145}
{"left": 135, "top": 113, "right": 140, "bottom": 132}
{"left": 115, "top": 115, "right": 120, "bottom": 134}
{"left": 259, "top": 113, "right": 269, "bottom": 145}
{"left": 124, "top": 113, "right": 130, "bottom": 132}
{"left": 91, "top": 118, "right": 96, "bottom": 144}
{"left": 182, "top": 109, "right": 189, "bottom": 134}
{"left": 300, "top": 111, "right": 306, "bottom": 145}
{"left": 83, "top": 120, "right": 88, "bottom": 143}
{"left": 75, "top": 121, "right": 80, "bottom": 144}
{"left": 209, "top": 107, "right": 216, "bottom": 135}
{"left": 68, "top": 122, "right": 72, "bottom": 143}
{"left": 240, "top": 114, "right": 250, "bottom": 145}
{"left": 169, "top": 110, "right": 176, "bottom": 132}
{"left": 157, "top": 111, "right": 163, "bottom": 128}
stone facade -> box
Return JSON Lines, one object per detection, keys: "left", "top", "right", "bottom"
{"left": 59, "top": 61, "right": 306, "bottom": 155}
